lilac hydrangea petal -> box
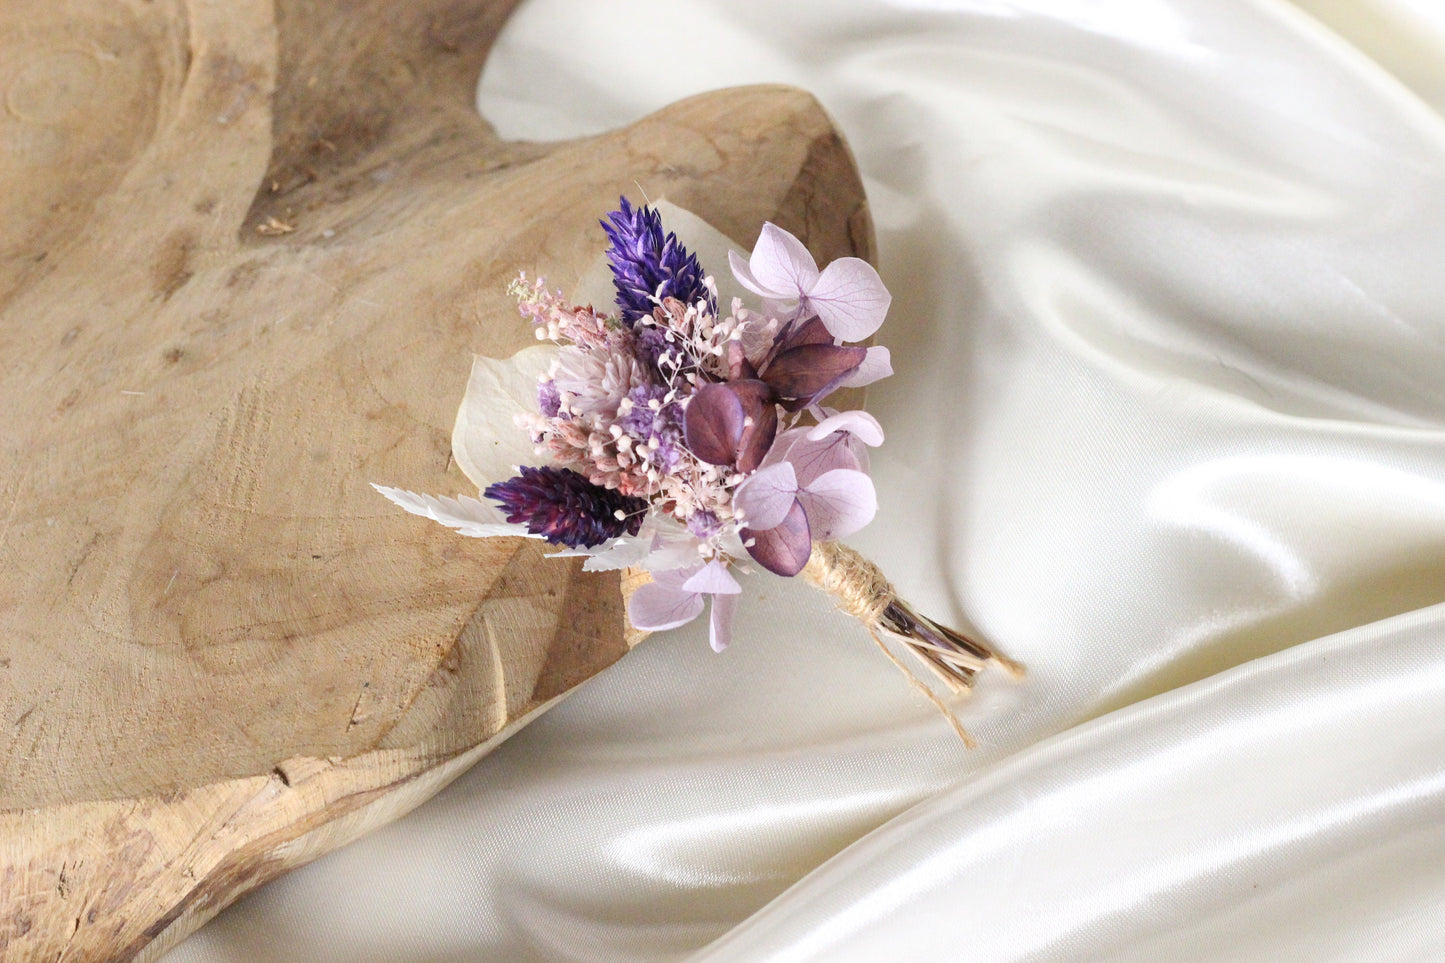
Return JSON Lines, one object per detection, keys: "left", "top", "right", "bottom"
{"left": 779, "top": 430, "right": 863, "bottom": 487}
{"left": 729, "top": 249, "right": 785, "bottom": 300}
{"left": 682, "top": 559, "right": 743, "bottom": 596}
{"left": 708, "top": 592, "right": 739, "bottom": 652}
{"left": 795, "top": 468, "right": 878, "bottom": 541}
{"left": 684, "top": 382, "right": 746, "bottom": 465}
{"left": 650, "top": 560, "right": 706, "bottom": 587}
{"left": 837, "top": 346, "right": 893, "bottom": 389}
{"left": 761, "top": 297, "right": 805, "bottom": 322}
{"left": 758, "top": 426, "right": 808, "bottom": 471}
{"left": 628, "top": 580, "right": 705, "bottom": 632}
{"left": 808, "top": 257, "right": 892, "bottom": 342}
{"left": 743, "top": 499, "right": 812, "bottom": 577}
{"left": 733, "top": 462, "right": 800, "bottom": 531}
{"left": 807, "top": 410, "right": 885, "bottom": 447}
{"left": 749, "top": 222, "right": 820, "bottom": 296}
{"left": 762, "top": 343, "right": 867, "bottom": 401}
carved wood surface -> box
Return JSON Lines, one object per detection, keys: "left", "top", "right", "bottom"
{"left": 0, "top": 1, "right": 873, "bottom": 958}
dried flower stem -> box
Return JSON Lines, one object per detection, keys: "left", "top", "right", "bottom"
{"left": 800, "top": 541, "right": 1023, "bottom": 746}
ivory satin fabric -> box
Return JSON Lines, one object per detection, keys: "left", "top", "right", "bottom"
{"left": 169, "top": 2, "right": 1445, "bottom": 960}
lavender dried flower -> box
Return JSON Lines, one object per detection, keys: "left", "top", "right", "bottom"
{"left": 602, "top": 198, "right": 715, "bottom": 324}
{"left": 537, "top": 378, "right": 562, "bottom": 419}
{"left": 632, "top": 323, "right": 671, "bottom": 371}
{"left": 617, "top": 385, "right": 685, "bottom": 473}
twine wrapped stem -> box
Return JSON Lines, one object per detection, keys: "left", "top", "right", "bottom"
{"left": 801, "top": 541, "right": 1023, "bottom": 746}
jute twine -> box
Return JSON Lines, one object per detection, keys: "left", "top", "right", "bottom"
{"left": 802, "top": 541, "right": 979, "bottom": 748}
{"left": 800, "top": 540, "right": 894, "bottom": 627}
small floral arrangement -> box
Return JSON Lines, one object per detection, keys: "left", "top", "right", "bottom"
{"left": 377, "top": 200, "right": 1017, "bottom": 742}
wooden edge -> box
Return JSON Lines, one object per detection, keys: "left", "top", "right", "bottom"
{"left": 1, "top": 695, "right": 567, "bottom": 962}
{"left": 621, "top": 566, "right": 652, "bottom": 650}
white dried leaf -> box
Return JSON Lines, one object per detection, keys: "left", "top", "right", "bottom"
{"left": 452, "top": 345, "right": 559, "bottom": 492}
{"left": 371, "top": 484, "right": 537, "bottom": 539}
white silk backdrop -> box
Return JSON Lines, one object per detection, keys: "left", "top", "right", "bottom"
{"left": 170, "top": 1, "right": 1445, "bottom": 960}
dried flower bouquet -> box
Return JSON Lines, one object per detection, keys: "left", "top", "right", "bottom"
{"left": 378, "top": 200, "right": 1019, "bottom": 742}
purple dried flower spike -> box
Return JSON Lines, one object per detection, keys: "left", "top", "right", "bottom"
{"left": 485, "top": 466, "right": 646, "bottom": 548}
{"left": 602, "top": 198, "right": 715, "bottom": 324}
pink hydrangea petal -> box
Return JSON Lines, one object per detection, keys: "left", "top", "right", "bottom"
{"left": 852, "top": 444, "right": 871, "bottom": 477}
{"left": 682, "top": 559, "right": 742, "bottom": 596}
{"left": 807, "top": 410, "right": 885, "bottom": 447}
{"left": 708, "top": 592, "right": 739, "bottom": 652}
{"left": 729, "top": 249, "right": 786, "bottom": 300}
{"left": 743, "top": 499, "right": 812, "bottom": 577}
{"left": 837, "top": 346, "right": 893, "bottom": 389}
{"left": 733, "top": 462, "right": 799, "bottom": 531}
{"left": 749, "top": 222, "right": 820, "bottom": 296}
{"left": 796, "top": 468, "right": 878, "bottom": 541}
{"left": 759, "top": 426, "right": 808, "bottom": 470}
{"left": 628, "top": 580, "right": 705, "bottom": 632}
{"left": 808, "top": 257, "right": 892, "bottom": 342}
{"left": 650, "top": 561, "right": 705, "bottom": 587}
{"left": 762, "top": 296, "right": 805, "bottom": 322}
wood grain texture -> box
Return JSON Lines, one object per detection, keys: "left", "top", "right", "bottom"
{"left": 0, "top": 0, "right": 875, "bottom": 958}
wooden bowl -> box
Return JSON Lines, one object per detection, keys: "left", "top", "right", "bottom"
{"left": 0, "top": 1, "right": 875, "bottom": 958}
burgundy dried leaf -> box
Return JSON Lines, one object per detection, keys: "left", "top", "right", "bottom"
{"left": 737, "top": 399, "right": 778, "bottom": 474}
{"left": 714, "top": 379, "right": 777, "bottom": 473}
{"left": 725, "top": 378, "right": 774, "bottom": 408}
{"left": 778, "top": 316, "right": 835, "bottom": 351}
{"left": 762, "top": 343, "right": 868, "bottom": 401}
{"left": 684, "top": 382, "right": 746, "bottom": 465}
{"left": 743, "top": 499, "right": 812, "bottom": 576}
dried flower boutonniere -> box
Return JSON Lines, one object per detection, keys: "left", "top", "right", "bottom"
{"left": 377, "top": 199, "right": 1020, "bottom": 743}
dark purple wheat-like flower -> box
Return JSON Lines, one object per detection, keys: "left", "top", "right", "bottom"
{"left": 484, "top": 466, "right": 647, "bottom": 548}
{"left": 601, "top": 198, "right": 715, "bottom": 324}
